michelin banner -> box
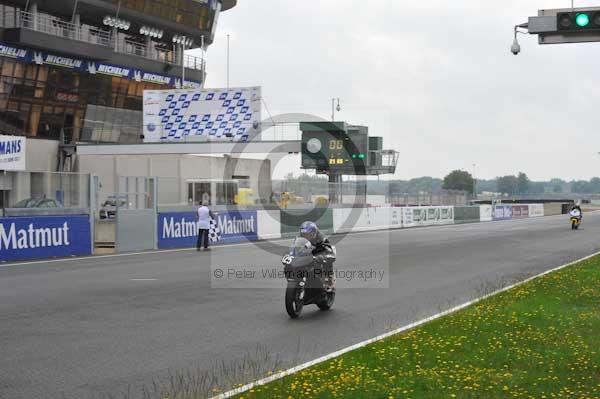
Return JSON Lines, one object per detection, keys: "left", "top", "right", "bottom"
{"left": 158, "top": 210, "right": 258, "bottom": 249}
{"left": 143, "top": 86, "right": 261, "bottom": 142}
{"left": 0, "top": 41, "right": 200, "bottom": 88}
{"left": 0, "top": 134, "right": 26, "bottom": 171}
{"left": 0, "top": 216, "right": 91, "bottom": 262}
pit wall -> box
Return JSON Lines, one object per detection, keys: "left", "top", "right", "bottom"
{"left": 543, "top": 203, "right": 563, "bottom": 216}
{"left": 329, "top": 204, "right": 550, "bottom": 235}
{"left": 454, "top": 206, "right": 481, "bottom": 224}
{"left": 0, "top": 215, "right": 92, "bottom": 262}
{"left": 480, "top": 205, "right": 493, "bottom": 222}
{"left": 330, "top": 204, "right": 547, "bottom": 235}
{"left": 332, "top": 207, "right": 402, "bottom": 233}
{"left": 1, "top": 204, "right": 554, "bottom": 262}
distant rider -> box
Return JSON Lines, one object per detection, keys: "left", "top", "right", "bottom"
{"left": 571, "top": 203, "right": 583, "bottom": 220}
{"left": 299, "top": 221, "right": 335, "bottom": 291}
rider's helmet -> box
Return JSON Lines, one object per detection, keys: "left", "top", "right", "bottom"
{"left": 299, "top": 221, "right": 318, "bottom": 242}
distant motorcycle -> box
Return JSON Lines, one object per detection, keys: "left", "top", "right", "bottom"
{"left": 281, "top": 237, "right": 336, "bottom": 319}
{"left": 570, "top": 209, "right": 582, "bottom": 230}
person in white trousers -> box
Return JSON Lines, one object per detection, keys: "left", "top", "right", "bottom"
{"left": 197, "top": 200, "right": 214, "bottom": 251}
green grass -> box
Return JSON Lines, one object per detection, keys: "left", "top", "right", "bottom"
{"left": 230, "top": 256, "right": 600, "bottom": 399}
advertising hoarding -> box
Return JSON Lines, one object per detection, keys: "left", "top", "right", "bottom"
{"left": 493, "top": 205, "right": 513, "bottom": 221}
{"left": 158, "top": 210, "right": 258, "bottom": 249}
{"left": 512, "top": 205, "right": 529, "bottom": 219}
{"left": 0, "top": 135, "right": 25, "bottom": 171}
{"left": 0, "top": 41, "right": 199, "bottom": 88}
{"left": 0, "top": 215, "right": 91, "bottom": 262}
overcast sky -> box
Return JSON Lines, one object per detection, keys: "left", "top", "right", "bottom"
{"left": 199, "top": 0, "right": 600, "bottom": 181}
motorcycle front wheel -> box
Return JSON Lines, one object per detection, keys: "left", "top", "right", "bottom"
{"left": 285, "top": 284, "right": 304, "bottom": 319}
{"left": 317, "top": 291, "right": 335, "bottom": 311}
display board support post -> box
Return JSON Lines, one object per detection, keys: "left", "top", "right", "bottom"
{"left": 329, "top": 174, "right": 342, "bottom": 205}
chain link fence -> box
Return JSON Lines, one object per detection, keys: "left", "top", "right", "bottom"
{"left": 149, "top": 176, "right": 470, "bottom": 210}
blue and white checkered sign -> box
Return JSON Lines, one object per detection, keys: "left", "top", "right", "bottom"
{"left": 143, "top": 86, "right": 261, "bottom": 142}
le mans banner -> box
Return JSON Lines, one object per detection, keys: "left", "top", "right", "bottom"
{"left": 0, "top": 135, "right": 26, "bottom": 171}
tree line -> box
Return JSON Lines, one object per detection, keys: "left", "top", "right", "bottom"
{"left": 276, "top": 173, "right": 600, "bottom": 196}
{"left": 443, "top": 171, "right": 598, "bottom": 195}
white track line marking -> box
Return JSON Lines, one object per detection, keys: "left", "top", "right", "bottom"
{"left": 0, "top": 212, "right": 580, "bottom": 270}
{"left": 129, "top": 279, "right": 158, "bottom": 281}
{"left": 209, "top": 250, "right": 600, "bottom": 399}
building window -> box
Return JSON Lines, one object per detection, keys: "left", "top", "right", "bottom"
{"left": 110, "top": 0, "right": 216, "bottom": 31}
{"left": 0, "top": 58, "right": 172, "bottom": 142}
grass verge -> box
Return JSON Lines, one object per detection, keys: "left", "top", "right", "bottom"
{"left": 231, "top": 256, "right": 600, "bottom": 399}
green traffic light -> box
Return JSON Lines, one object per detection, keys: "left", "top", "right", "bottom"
{"left": 352, "top": 154, "right": 357, "bottom": 159}
{"left": 576, "top": 13, "right": 590, "bottom": 27}
{"left": 358, "top": 154, "right": 366, "bottom": 159}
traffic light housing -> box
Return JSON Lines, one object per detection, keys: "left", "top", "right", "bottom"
{"left": 557, "top": 11, "right": 600, "bottom": 31}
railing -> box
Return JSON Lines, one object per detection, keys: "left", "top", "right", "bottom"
{"left": 2, "top": 11, "right": 206, "bottom": 72}
{"left": 121, "top": 39, "right": 147, "bottom": 58}
{"left": 116, "top": 42, "right": 206, "bottom": 72}
{"left": 182, "top": 54, "right": 205, "bottom": 71}
{"left": 18, "top": 11, "right": 112, "bottom": 47}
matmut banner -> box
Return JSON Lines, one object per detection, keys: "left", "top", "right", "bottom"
{"left": 0, "top": 216, "right": 91, "bottom": 262}
{"left": 158, "top": 210, "right": 258, "bottom": 249}
{"left": 143, "top": 87, "right": 261, "bottom": 142}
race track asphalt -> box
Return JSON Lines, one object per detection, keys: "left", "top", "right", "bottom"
{"left": 1, "top": 212, "right": 599, "bottom": 399}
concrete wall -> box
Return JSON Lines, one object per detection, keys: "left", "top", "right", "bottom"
{"left": 26, "top": 138, "right": 59, "bottom": 172}
{"left": 257, "top": 210, "right": 281, "bottom": 240}
{"left": 453, "top": 206, "right": 481, "bottom": 224}
{"left": 480, "top": 205, "right": 493, "bottom": 222}
{"left": 75, "top": 154, "right": 271, "bottom": 205}
{"left": 543, "top": 203, "right": 564, "bottom": 216}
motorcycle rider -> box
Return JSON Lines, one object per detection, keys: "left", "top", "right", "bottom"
{"left": 299, "top": 221, "right": 335, "bottom": 292}
{"left": 571, "top": 203, "right": 583, "bottom": 220}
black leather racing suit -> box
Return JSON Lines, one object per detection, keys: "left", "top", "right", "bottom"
{"left": 309, "top": 229, "right": 335, "bottom": 279}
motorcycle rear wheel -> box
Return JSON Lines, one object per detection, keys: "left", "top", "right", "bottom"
{"left": 285, "top": 286, "right": 303, "bottom": 319}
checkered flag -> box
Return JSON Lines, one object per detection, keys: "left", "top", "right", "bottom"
{"left": 208, "top": 217, "right": 221, "bottom": 243}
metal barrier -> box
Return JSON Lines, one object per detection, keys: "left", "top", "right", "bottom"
{"left": 114, "top": 177, "right": 157, "bottom": 252}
